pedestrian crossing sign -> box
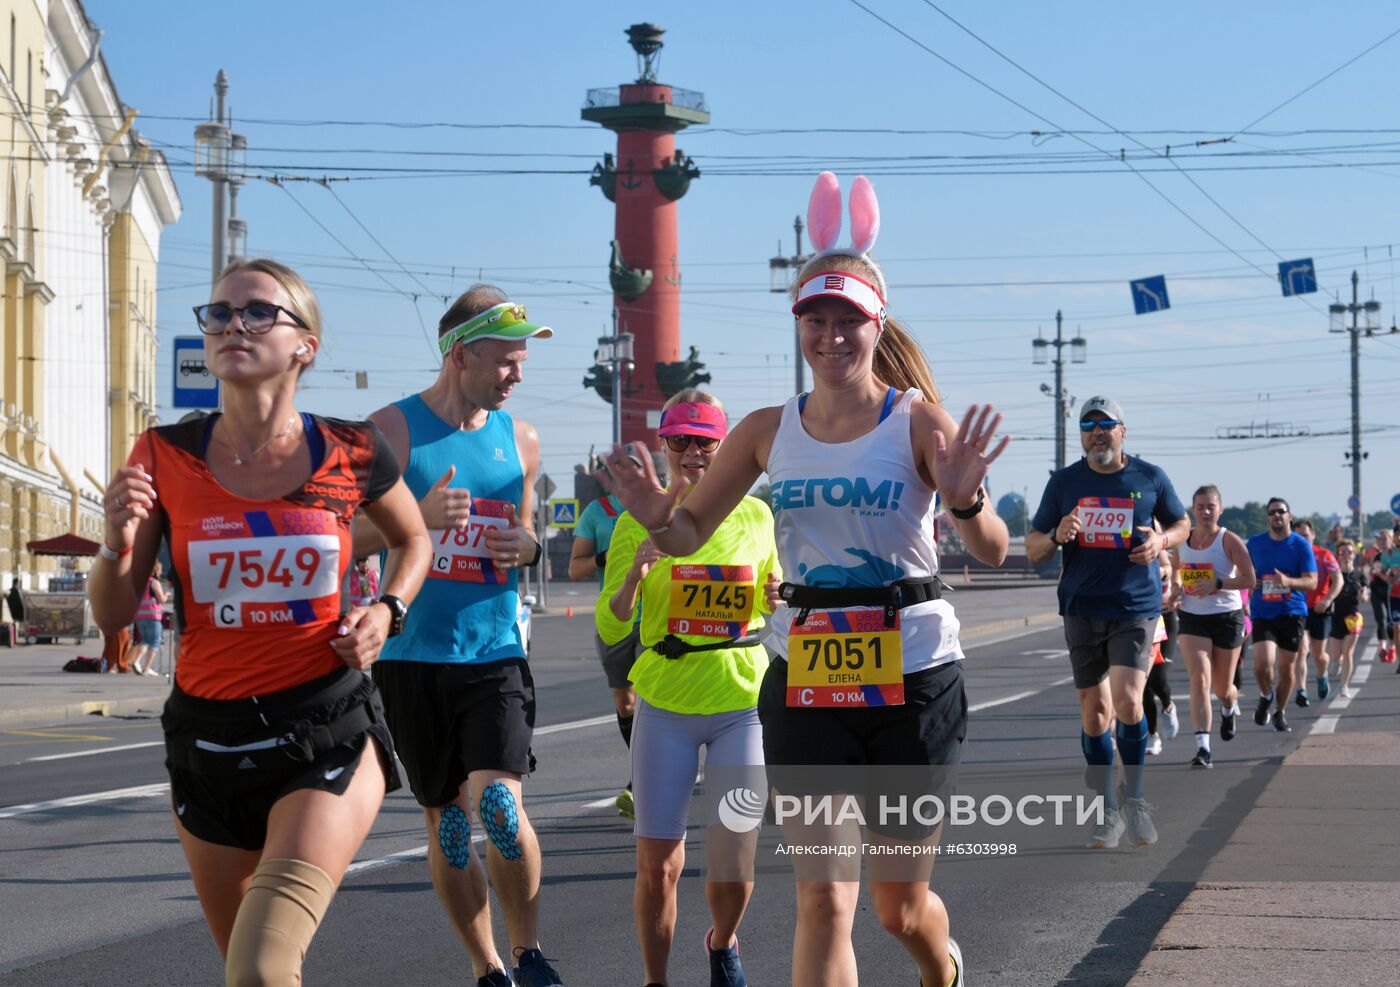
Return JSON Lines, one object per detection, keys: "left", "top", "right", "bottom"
{"left": 549, "top": 499, "right": 579, "bottom": 529}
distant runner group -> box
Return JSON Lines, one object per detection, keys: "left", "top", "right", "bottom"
{"left": 86, "top": 172, "right": 1400, "bottom": 987}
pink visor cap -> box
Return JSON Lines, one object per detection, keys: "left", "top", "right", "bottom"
{"left": 791, "top": 270, "right": 887, "bottom": 325}
{"left": 657, "top": 401, "right": 728, "bottom": 439}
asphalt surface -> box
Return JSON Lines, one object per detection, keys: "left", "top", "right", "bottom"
{"left": 1, "top": 607, "right": 1394, "bottom": 986}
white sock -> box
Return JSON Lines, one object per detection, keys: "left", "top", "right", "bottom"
{"left": 1195, "top": 732, "right": 1211, "bottom": 752}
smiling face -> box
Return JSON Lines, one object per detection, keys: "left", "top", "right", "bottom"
{"left": 458, "top": 337, "right": 528, "bottom": 410}
{"left": 796, "top": 296, "right": 879, "bottom": 385}
{"left": 204, "top": 270, "right": 314, "bottom": 384}
{"left": 663, "top": 432, "right": 720, "bottom": 485}
{"left": 1337, "top": 540, "right": 1356, "bottom": 567}
{"left": 1080, "top": 412, "right": 1124, "bottom": 468}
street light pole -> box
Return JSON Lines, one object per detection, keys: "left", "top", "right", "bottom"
{"left": 599, "top": 312, "right": 635, "bottom": 445}
{"left": 1329, "top": 270, "right": 1381, "bottom": 541}
{"left": 1032, "top": 310, "right": 1087, "bottom": 473}
{"left": 193, "top": 71, "right": 231, "bottom": 287}
{"left": 769, "top": 216, "right": 811, "bottom": 395}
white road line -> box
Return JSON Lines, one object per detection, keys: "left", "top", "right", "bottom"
{"left": 0, "top": 783, "right": 170, "bottom": 820}
{"left": 1309, "top": 639, "right": 1377, "bottom": 737}
{"left": 969, "top": 675, "right": 1077, "bottom": 713}
{"left": 27, "top": 741, "right": 164, "bottom": 763}
{"left": 533, "top": 713, "right": 616, "bottom": 736}
{"left": 581, "top": 796, "right": 618, "bottom": 810}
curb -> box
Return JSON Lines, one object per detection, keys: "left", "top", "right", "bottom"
{"left": 0, "top": 692, "right": 170, "bottom": 729}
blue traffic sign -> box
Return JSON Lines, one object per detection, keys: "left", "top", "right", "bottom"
{"left": 1131, "top": 275, "right": 1170, "bottom": 314}
{"left": 548, "top": 498, "right": 579, "bottom": 528}
{"left": 1391, "top": 492, "right": 1400, "bottom": 517}
{"left": 172, "top": 336, "right": 220, "bottom": 409}
{"left": 1278, "top": 258, "right": 1317, "bottom": 297}
{"left": 1347, "top": 494, "right": 1360, "bottom": 512}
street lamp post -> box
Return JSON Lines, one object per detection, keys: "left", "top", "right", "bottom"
{"left": 1031, "top": 309, "right": 1087, "bottom": 472}
{"left": 192, "top": 71, "right": 231, "bottom": 287}
{"left": 597, "top": 313, "right": 635, "bottom": 445}
{"left": 1328, "top": 270, "right": 1386, "bottom": 541}
{"left": 769, "top": 216, "right": 811, "bottom": 395}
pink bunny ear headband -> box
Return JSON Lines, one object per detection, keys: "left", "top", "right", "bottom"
{"left": 791, "top": 171, "right": 887, "bottom": 326}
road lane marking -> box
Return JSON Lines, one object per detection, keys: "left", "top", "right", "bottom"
{"left": 346, "top": 834, "right": 487, "bottom": 877}
{"left": 0, "top": 783, "right": 169, "bottom": 819}
{"left": 581, "top": 796, "right": 618, "bottom": 809}
{"left": 1310, "top": 639, "right": 1376, "bottom": 737}
{"left": 969, "top": 675, "right": 1077, "bottom": 712}
{"left": 27, "top": 741, "right": 164, "bottom": 763}
{"left": 3, "top": 729, "right": 115, "bottom": 741}
{"left": 534, "top": 713, "right": 616, "bottom": 736}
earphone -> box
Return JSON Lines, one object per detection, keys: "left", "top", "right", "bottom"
{"left": 294, "top": 345, "right": 308, "bottom": 356}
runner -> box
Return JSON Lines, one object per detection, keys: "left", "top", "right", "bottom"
{"left": 1027, "top": 396, "right": 1190, "bottom": 848}
{"left": 1380, "top": 530, "right": 1400, "bottom": 669}
{"left": 1362, "top": 529, "right": 1395, "bottom": 661}
{"left": 1327, "top": 540, "right": 1369, "bottom": 698}
{"left": 1245, "top": 498, "right": 1317, "bottom": 733}
{"left": 596, "top": 388, "right": 778, "bottom": 987}
{"left": 1291, "top": 519, "right": 1342, "bottom": 703}
{"left": 602, "top": 172, "right": 998, "bottom": 986}
{"left": 354, "top": 285, "right": 566, "bottom": 987}
{"left": 570, "top": 476, "right": 640, "bottom": 819}
{"left": 1142, "top": 547, "right": 1180, "bottom": 757}
{"left": 1173, "top": 484, "right": 1254, "bottom": 768}
{"left": 88, "top": 258, "right": 431, "bottom": 984}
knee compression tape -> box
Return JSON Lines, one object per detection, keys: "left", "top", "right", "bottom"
{"left": 224, "top": 857, "right": 335, "bottom": 987}
{"left": 479, "top": 781, "right": 522, "bottom": 861}
{"left": 437, "top": 803, "right": 472, "bottom": 870}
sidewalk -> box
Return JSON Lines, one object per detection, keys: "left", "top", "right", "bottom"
{"left": 0, "top": 583, "right": 1062, "bottom": 730}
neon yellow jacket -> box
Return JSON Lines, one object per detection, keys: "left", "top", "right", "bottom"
{"left": 595, "top": 496, "right": 780, "bottom": 714}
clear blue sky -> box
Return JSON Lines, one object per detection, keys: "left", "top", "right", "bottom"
{"left": 89, "top": 1, "right": 1400, "bottom": 525}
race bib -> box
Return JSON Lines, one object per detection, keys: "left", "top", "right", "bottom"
{"left": 787, "top": 609, "right": 903, "bottom": 708}
{"left": 1260, "top": 576, "right": 1285, "bottom": 602}
{"left": 428, "top": 498, "right": 512, "bottom": 585}
{"left": 1076, "top": 497, "right": 1134, "bottom": 549}
{"left": 668, "top": 564, "right": 755, "bottom": 638}
{"left": 1344, "top": 612, "right": 1363, "bottom": 634}
{"left": 186, "top": 508, "right": 341, "bottom": 630}
{"left": 1180, "top": 562, "right": 1215, "bottom": 592}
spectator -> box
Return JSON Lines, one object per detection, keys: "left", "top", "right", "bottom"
{"left": 348, "top": 557, "right": 379, "bottom": 608}
{"left": 130, "top": 561, "right": 168, "bottom": 676}
{"left": 6, "top": 580, "right": 24, "bottom": 625}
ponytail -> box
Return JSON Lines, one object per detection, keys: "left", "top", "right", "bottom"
{"left": 874, "top": 315, "right": 940, "bottom": 404}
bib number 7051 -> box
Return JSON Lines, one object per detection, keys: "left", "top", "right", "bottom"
{"left": 786, "top": 609, "right": 904, "bottom": 708}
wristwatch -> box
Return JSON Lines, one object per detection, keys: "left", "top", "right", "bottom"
{"left": 376, "top": 594, "right": 408, "bottom": 637}
{"left": 947, "top": 486, "right": 986, "bottom": 520}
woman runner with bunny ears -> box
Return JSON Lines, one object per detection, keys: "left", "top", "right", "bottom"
{"left": 602, "top": 172, "right": 1006, "bottom": 987}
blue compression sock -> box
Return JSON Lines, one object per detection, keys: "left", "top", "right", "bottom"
{"left": 1081, "top": 729, "right": 1116, "bottom": 810}
{"left": 1116, "top": 717, "right": 1149, "bottom": 800}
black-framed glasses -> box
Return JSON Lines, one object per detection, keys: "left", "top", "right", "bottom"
{"left": 664, "top": 434, "right": 720, "bottom": 453}
{"left": 1079, "top": 419, "right": 1121, "bottom": 432}
{"left": 193, "top": 302, "right": 309, "bottom": 335}
{"left": 1267, "top": 508, "right": 1289, "bottom": 516}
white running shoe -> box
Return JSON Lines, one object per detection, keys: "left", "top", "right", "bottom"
{"left": 1086, "top": 807, "right": 1124, "bottom": 849}
{"left": 1162, "top": 703, "right": 1179, "bottom": 739}
{"left": 1145, "top": 733, "right": 1163, "bottom": 756}
{"left": 947, "top": 935, "right": 964, "bottom": 986}
{"left": 1121, "top": 796, "right": 1158, "bottom": 846}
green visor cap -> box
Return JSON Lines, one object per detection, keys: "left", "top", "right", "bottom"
{"left": 439, "top": 302, "right": 554, "bottom": 354}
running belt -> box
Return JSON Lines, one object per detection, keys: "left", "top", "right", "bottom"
{"left": 779, "top": 578, "right": 948, "bottom": 629}
{"left": 648, "top": 633, "right": 763, "bottom": 661}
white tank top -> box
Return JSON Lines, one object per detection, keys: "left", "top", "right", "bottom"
{"left": 764, "top": 389, "right": 963, "bottom": 673}
{"left": 1177, "top": 528, "right": 1243, "bottom": 615}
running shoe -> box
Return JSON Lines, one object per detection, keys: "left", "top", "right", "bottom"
{"left": 1120, "top": 796, "right": 1158, "bottom": 847}
{"left": 615, "top": 787, "right": 635, "bottom": 820}
{"left": 1191, "top": 747, "right": 1213, "bottom": 769}
{"left": 1162, "top": 703, "right": 1179, "bottom": 739}
{"left": 1086, "top": 807, "right": 1124, "bottom": 849}
{"left": 1221, "top": 704, "right": 1237, "bottom": 742}
{"left": 1271, "top": 709, "right": 1291, "bottom": 733}
{"left": 1254, "top": 695, "right": 1272, "bottom": 726}
{"left": 1145, "top": 734, "right": 1163, "bottom": 756}
{"left": 1339, "top": 687, "right": 1353, "bottom": 700}
{"left": 511, "top": 947, "right": 565, "bottom": 987}
{"left": 705, "top": 928, "right": 746, "bottom": 987}
{"left": 947, "top": 935, "right": 964, "bottom": 986}
{"left": 1317, "top": 673, "right": 1330, "bottom": 700}
{"left": 1295, "top": 689, "right": 1310, "bottom": 708}
{"left": 477, "top": 972, "right": 513, "bottom": 987}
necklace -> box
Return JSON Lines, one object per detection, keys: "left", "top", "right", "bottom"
{"left": 228, "top": 415, "right": 299, "bottom": 466}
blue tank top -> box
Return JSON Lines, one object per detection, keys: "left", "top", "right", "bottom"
{"left": 379, "top": 394, "right": 524, "bottom": 665}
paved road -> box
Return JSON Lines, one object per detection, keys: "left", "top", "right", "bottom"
{"left": 1, "top": 608, "right": 1393, "bottom": 985}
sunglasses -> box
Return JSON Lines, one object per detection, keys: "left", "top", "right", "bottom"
{"left": 194, "top": 302, "right": 308, "bottom": 335}
{"left": 663, "top": 434, "right": 720, "bottom": 453}
{"left": 1268, "top": 508, "right": 1290, "bottom": 516}
{"left": 1079, "top": 419, "right": 1121, "bottom": 432}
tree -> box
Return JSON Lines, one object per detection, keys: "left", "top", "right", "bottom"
{"left": 1220, "top": 501, "right": 1268, "bottom": 539}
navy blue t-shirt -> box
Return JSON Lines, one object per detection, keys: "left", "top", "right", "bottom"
{"left": 1031, "top": 456, "right": 1186, "bottom": 619}
{"left": 1246, "top": 531, "right": 1316, "bottom": 619}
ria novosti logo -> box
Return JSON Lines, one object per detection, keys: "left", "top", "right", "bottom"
{"left": 717, "top": 787, "right": 765, "bottom": 833}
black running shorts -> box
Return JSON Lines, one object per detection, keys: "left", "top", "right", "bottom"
{"left": 594, "top": 628, "right": 641, "bottom": 690}
{"left": 1062, "top": 616, "right": 1156, "bottom": 688}
{"left": 757, "top": 658, "right": 966, "bottom": 839}
{"left": 372, "top": 657, "right": 535, "bottom": 807}
{"left": 1251, "top": 614, "right": 1306, "bottom": 652}
{"left": 1328, "top": 608, "right": 1363, "bottom": 640}
{"left": 1177, "top": 609, "right": 1246, "bottom": 650}
{"left": 162, "top": 667, "right": 399, "bottom": 851}
{"left": 1304, "top": 611, "right": 1332, "bottom": 642}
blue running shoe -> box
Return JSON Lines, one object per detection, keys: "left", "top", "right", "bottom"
{"left": 1317, "top": 673, "right": 1330, "bottom": 700}
{"left": 706, "top": 928, "right": 746, "bottom": 987}
{"left": 511, "top": 947, "right": 565, "bottom": 987}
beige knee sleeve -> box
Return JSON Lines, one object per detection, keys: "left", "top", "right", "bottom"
{"left": 225, "top": 858, "right": 336, "bottom": 987}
